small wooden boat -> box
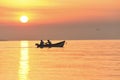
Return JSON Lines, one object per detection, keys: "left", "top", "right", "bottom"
{"left": 35, "top": 41, "right": 65, "bottom": 48}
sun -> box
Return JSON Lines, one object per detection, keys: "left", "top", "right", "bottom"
{"left": 20, "top": 16, "right": 29, "bottom": 23}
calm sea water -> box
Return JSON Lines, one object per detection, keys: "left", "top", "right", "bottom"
{"left": 0, "top": 40, "right": 120, "bottom": 80}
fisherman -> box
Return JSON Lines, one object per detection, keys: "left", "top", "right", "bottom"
{"left": 40, "top": 40, "right": 44, "bottom": 46}
{"left": 46, "top": 40, "right": 52, "bottom": 47}
{"left": 47, "top": 40, "right": 52, "bottom": 45}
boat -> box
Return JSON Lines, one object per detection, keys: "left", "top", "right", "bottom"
{"left": 35, "top": 41, "right": 65, "bottom": 48}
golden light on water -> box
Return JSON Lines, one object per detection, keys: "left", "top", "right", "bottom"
{"left": 19, "top": 41, "right": 29, "bottom": 80}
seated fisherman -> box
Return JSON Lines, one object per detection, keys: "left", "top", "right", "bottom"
{"left": 46, "top": 40, "right": 52, "bottom": 47}
{"left": 40, "top": 40, "right": 44, "bottom": 46}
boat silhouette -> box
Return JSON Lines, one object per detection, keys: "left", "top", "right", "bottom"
{"left": 35, "top": 41, "right": 65, "bottom": 48}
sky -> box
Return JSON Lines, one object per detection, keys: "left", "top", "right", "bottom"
{"left": 0, "top": 0, "right": 120, "bottom": 40}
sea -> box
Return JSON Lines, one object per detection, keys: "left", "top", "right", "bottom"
{"left": 0, "top": 40, "right": 120, "bottom": 80}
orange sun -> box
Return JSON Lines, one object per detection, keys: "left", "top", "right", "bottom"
{"left": 20, "top": 16, "right": 29, "bottom": 23}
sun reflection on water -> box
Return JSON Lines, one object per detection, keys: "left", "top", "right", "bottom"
{"left": 19, "top": 41, "right": 29, "bottom": 80}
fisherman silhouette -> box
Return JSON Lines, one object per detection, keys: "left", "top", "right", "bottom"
{"left": 40, "top": 40, "right": 44, "bottom": 46}
{"left": 47, "top": 40, "right": 52, "bottom": 44}
{"left": 46, "top": 40, "right": 52, "bottom": 47}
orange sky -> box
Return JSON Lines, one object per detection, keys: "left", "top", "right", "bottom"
{"left": 0, "top": 0, "right": 120, "bottom": 25}
{"left": 0, "top": 0, "right": 120, "bottom": 40}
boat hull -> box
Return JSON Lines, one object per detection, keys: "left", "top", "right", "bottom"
{"left": 35, "top": 41, "right": 65, "bottom": 48}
